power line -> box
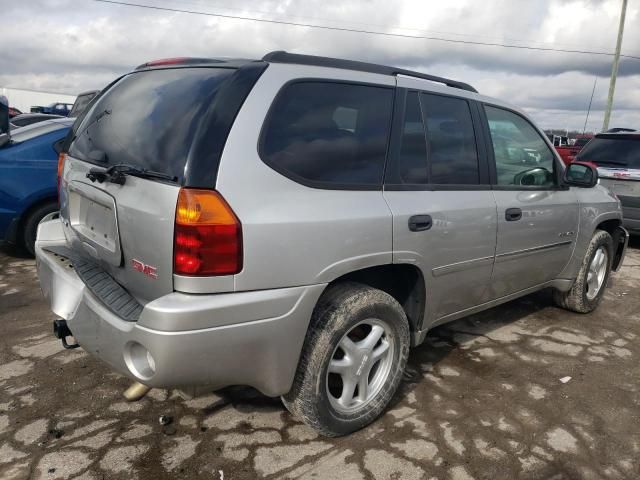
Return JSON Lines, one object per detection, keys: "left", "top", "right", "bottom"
{"left": 94, "top": 0, "right": 640, "bottom": 61}
{"left": 149, "top": 0, "right": 614, "bottom": 53}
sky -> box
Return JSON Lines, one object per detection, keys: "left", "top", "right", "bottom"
{"left": 1, "top": 0, "right": 639, "bottom": 131}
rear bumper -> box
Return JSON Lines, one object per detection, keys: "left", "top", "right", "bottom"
{"left": 35, "top": 218, "right": 326, "bottom": 396}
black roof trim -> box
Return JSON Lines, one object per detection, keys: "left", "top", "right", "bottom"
{"left": 262, "top": 51, "right": 478, "bottom": 93}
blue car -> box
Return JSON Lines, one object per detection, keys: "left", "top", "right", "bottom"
{"left": 0, "top": 117, "right": 74, "bottom": 255}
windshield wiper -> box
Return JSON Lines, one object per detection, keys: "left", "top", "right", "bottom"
{"left": 87, "top": 163, "right": 177, "bottom": 185}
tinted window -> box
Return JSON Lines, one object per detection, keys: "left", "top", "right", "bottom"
{"left": 422, "top": 93, "right": 479, "bottom": 184}
{"left": 577, "top": 136, "right": 640, "bottom": 169}
{"left": 261, "top": 82, "right": 394, "bottom": 187}
{"left": 69, "top": 92, "right": 98, "bottom": 117}
{"left": 396, "top": 91, "right": 428, "bottom": 184}
{"left": 485, "top": 106, "right": 556, "bottom": 187}
{"left": 69, "top": 68, "right": 235, "bottom": 182}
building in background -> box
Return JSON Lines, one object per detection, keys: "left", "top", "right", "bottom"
{"left": 0, "top": 87, "right": 76, "bottom": 115}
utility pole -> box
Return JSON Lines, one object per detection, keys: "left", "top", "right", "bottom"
{"left": 602, "top": 0, "right": 628, "bottom": 132}
{"left": 583, "top": 78, "right": 597, "bottom": 134}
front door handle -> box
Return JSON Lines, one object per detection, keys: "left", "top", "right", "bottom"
{"left": 409, "top": 214, "right": 433, "bottom": 232}
{"left": 505, "top": 208, "right": 522, "bottom": 221}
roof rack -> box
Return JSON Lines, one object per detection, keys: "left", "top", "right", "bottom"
{"left": 262, "top": 51, "right": 478, "bottom": 93}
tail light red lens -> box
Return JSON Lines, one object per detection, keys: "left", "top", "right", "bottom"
{"left": 57, "top": 152, "right": 66, "bottom": 193}
{"left": 173, "top": 189, "right": 242, "bottom": 276}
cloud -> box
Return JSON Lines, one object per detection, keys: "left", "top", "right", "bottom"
{"left": 1, "top": 0, "right": 638, "bottom": 130}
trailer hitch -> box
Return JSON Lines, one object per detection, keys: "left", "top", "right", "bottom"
{"left": 53, "top": 319, "right": 80, "bottom": 349}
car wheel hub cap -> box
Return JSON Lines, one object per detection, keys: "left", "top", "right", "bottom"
{"left": 326, "top": 319, "right": 395, "bottom": 414}
{"left": 586, "top": 246, "right": 608, "bottom": 301}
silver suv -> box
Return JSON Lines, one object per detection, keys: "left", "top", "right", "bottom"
{"left": 576, "top": 131, "right": 640, "bottom": 235}
{"left": 36, "top": 52, "right": 628, "bottom": 436}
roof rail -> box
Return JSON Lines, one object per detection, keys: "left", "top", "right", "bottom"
{"left": 262, "top": 51, "right": 478, "bottom": 93}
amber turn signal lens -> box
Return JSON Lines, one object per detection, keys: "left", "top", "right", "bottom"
{"left": 176, "top": 189, "right": 238, "bottom": 225}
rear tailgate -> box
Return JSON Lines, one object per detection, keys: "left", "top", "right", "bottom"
{"left": 60, "top": 158, "right": 179, "bottom": 303}
{"left": 58, "top": 66, "right": 239, "bottom": 304}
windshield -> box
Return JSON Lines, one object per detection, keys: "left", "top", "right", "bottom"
{"left": 577, "top": 135, "right": 640, "bottom": 169}
{"left": 68, "top": 67, "right": 235, "bottom": 183}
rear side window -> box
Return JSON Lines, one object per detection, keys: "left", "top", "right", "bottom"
{"left": 260, "top": 81, "right": 394, "bottom": 188}
{"left": 577, "top": 136, "right": 640, "bottom": 169}
{"left": 421, "top": 93, "right": 480, "bottom": 185}
{"left": 69, "top": 68, "right": 235, "bottom": 183}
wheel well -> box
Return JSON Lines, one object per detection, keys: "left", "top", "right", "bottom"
{"left": 596, "top": 219, "right": 621, "bottom": 236}
{"left": 17, "top": 196, "right": 58, "bottom": 237}
{"left": 327, "top": 264, "right": 426, "bottom": 333}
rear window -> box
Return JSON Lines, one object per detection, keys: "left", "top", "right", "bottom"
{"left": 69, "top": 92, "right": 97, "bottom": 117}
{"left": 577, "top": 136, "right": 640, "bottom": 169}
{"left": 69, "top": 68, "right": 235, "bottom": 182}
{"left": 260, "top": 81, "right": 394, "bottom": 188}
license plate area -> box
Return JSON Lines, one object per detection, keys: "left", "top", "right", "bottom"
{"left": 67, "top": 181, "right": 122, "bottom": 266}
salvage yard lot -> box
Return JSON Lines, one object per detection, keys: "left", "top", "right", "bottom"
{"left": 0, "top": 242, "right": 639, "bottom": 480}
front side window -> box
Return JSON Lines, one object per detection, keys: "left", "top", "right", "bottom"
{"left": 485, "top": 106, "right": 556, "bottom": 188}
{"left": 261, "top": 81, "right": 394, "bottom": 187}
{"left": 422, "top": 93, "right": 480, "bottom": 185}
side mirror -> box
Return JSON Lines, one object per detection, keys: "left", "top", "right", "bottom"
{"left": 564, "top": 161, "right": 598, "bottom": 188}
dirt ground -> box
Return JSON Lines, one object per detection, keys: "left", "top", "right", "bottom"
{"left": 0, "top": 240, "right": 639, "bottom": 480}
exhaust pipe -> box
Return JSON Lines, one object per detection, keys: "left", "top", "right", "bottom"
{"left": 123, "top": 382, "right": 151, "bottom": 401}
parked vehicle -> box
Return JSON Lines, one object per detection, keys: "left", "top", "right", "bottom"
{"left": 0, "top": 115, "right": 73, "bottom": 254}
{"left": 556, "top": 135, "right": 592, "bottom": 165}
{"left": 31, "top": 102, "right": 74, "bottom": 116}
{"left": 10, "top": 113, "right": 64, "bottom": 129}
{"left": 69, "top": 90, "right": 100, "bottom": 118}
{"left": 576, "top": 132, "right": 640, "bottom": 235}
{"left": 35, "top": 52, "right": 628, "bottom": 437}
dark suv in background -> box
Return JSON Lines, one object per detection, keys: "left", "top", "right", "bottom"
{"left": 577, "top": 131, "right": 640, "bottom": 235}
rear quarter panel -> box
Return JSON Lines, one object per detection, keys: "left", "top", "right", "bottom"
{"left": 215, "top": 64, "right": 396, "bottom": 292}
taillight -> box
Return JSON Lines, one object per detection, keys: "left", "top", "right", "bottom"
{"left": 57, "top": 152, "right": 66, "bottom": 193}
{"left": 173, "top": 188, "right": 242, "bottom": 276}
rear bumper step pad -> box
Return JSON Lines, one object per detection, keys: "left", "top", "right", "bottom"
{"left": 44, "top": 246, "right": 142, "bottom": 321}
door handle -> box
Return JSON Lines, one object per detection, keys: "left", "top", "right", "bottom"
{"left": 409, "top": 215, "right": 433, "bottom": 232}
{"left": 505, "top": 208, "right": 522, "bottom": 221}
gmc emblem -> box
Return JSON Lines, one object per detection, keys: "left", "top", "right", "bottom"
{"left": 131, "top": 259, "right": 158, "bottom": 279}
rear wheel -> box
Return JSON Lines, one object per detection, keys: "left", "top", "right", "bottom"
{"left": 553, "top": 230, "right": 613, "bottom": 313}
{"left": 22, "top": 202, "right": 57, "bottom": 257}
{"left": 283, "top": 282, "right": 410, "bottom": 437}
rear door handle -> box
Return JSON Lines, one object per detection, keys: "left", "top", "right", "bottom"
{"left": 505, "top": 208, "right": 522, "bottom": 221}
{"left": 409, "top": 214, "right": 433, "bottom": 232}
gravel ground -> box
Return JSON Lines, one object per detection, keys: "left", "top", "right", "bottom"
{"left": 0, "top": 240, "right": 639, "bottom": 480}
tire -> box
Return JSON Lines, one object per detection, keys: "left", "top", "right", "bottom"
{"left": 553, "top": 229, "right": 613, "bottom": 313}
{"left": 22, "top": 202, "right": 57, "bottom": 257}
{"left": 283, "top": 282, "right": 410, "bottom": 437}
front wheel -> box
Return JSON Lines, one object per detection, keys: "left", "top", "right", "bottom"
{"left": 283, "top": 282, "right": 410, "bottom": 437}
{"left": 553, "top": 229, "right": 613, "bottom": 313}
